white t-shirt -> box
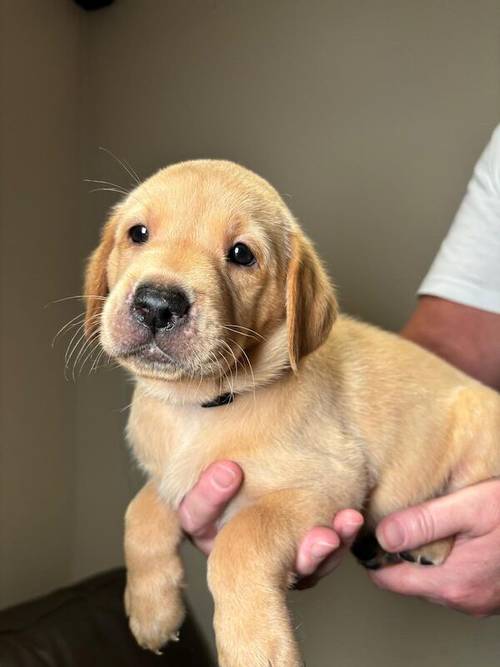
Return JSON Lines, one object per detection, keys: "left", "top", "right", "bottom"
{"left": 418, "top": 125, "right": 500, "bottom": 314}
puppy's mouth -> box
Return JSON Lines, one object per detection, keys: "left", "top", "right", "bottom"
{"left": 113, "top": 323, "right": 197, "bottom": 374}
{"left": 111, "top": 324, "right": 245, "bottom": 382}
{"left": 121, "top": 341, "right": 177, "bottom": 366}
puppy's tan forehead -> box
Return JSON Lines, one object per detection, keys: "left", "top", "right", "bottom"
{"left": 119, "top": 160, "right": 288, "bottom": 241}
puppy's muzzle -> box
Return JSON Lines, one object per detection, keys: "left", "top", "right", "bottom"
{"left": 132, "top": 284, "right": 190, "bottom": 333}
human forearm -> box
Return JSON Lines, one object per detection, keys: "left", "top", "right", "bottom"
{"left": 401, "top": 295, "right": 500, "bottom": 390}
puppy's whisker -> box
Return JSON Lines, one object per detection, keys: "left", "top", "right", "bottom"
{"left": 64, "top": 322, "right": 87, "bottom": 368}
{"left": 72, "top": 331, "right": 101, "bottom": 381}
{"left": 98, "top": 146, "right": 142, "bottom": 187}
{"left": 84, "top": 178, "right": 130, "bottom": 193}
{"left": 209, "top": 350, "right": 226, "bottom": 397}
{"left": 89, "top": 187, "right": 129, "bottom": 198}
{"left": 225, "top": 348, "right": 237, "bottom": 396}
{"left": 207, "top": 352, "right": 219, "bottom": 394}
{"left": 62, "top": 313, "right": 101, "bottom": 364}
{"left": 212, "top": 348, "right": 226, "bottom": 394}
{"left": 183, "top": 355, "right": 198, "bottom": 406}
{"left": 186, "top": 351, "right": 205, "bottom": 404}
{"left": 65, "top": 326, "right": 99, "bottom": 379}
{"left": 52, "top": 311, "right": 86, "bottom": 347}
{"left": 228, "top": 337, "right": 257, "bottom": 403}
{"left": 86, "top": 184, "right": 130, "bottom": 199}
{"left": 103, "top": 359, "right": 121, "bottom": 373}
{"left": 223, "top": 323, "right": 266, "bottom": 342}
{"left": 193, "top": 351, "right": 207, "bottom": 395}
{"left": 99, "top": 146, "right": 164, "bottom": 218}
{"left": 215, "top": 342, "right": 235, "bottom": 391}
{"left": 219, "top": 339, "right": 240, "bottom": 390}
{"left": 209, "top": 352, "right": 222, "bottom": 394}
{"left": 85, "top": 172, "right": 149, "bottom": 209}
{"left": 226, "top": 323, "right": 265, "bottom": 337}
{"left": 222, "top": 326, "right": 260, "bottom": 343}
{"left": 89, "top": 346, "right": 109, "bottom": 375}
{"left": 47, "top": 294, "right": 106, "bottom": 306}
{"left": 53, "top": 311, "right": 101, "bottom": 349}
{"left": 89, "top": 346, "right": 108, "bottom": 375}
{"left": 76, "top": 338, "right": 101, "bottom": 379}
{"left": 76, "top": 344, "right": 98, "bottom": 379}
{"left": 216, "top": 349, "right": 233, "bottom": 396}
{"left": 96, "top": 147, "right": 159, "bottom": 215}
{"left": 194, "top": 354, "right": 206, "bottom": 396}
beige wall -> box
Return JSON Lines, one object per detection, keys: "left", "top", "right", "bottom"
{"left": 2, "top": 0, "right": 500, "bottom": 664}
{"left": 0, "top": 0, "right": 81, "bottom": 607}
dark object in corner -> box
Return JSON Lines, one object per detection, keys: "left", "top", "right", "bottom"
{"left": 0, "top": 568, "right": 214, "bottom": 666}
{"left": 74, "top": 0, "right": 114, "bottom": 11}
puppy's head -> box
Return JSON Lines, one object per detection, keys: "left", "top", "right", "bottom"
{"left": 84, "top": 160, "right": 336, "bottom": 394}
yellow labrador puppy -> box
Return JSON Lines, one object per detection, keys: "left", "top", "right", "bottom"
{"left": 84, "top": 160, "right": 500, "bottom": 667}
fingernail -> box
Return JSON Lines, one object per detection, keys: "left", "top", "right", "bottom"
{"left": 342, "top": 520, "right": 363, "bottom": 538}
{"left": 380, "top": 521, "right": 404, "bottom": 550}
{"left": 311, "top": 540, "right": 337, "bottom": 560}
{"left": 343, "top": 510, "right": 363, "bottom": 525}
{"left": 212, "top": 465, "right": 237, "bottom": 490}
{"left": 345, "top": 516, "right": 363, "bottom": 530}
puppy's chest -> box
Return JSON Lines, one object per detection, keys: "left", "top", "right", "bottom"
{"left": 129, "top": 402, "right": 259, "bottom": 509}
{"left": 157, "top": 418, "right": 211, "bottom": 508}
{"left": 128, "top": 389, "right": 337, "bottom": 513}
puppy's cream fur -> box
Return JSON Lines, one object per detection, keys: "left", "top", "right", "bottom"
{"left": 85, "top": 160, "right": 500, "bottom": 667}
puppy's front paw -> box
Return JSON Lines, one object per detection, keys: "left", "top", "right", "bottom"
{"left": 216, "top": 635, "right": 302, "bottom": 667}
{"left": 125, "top": 578, "right": 185, "bottom": 654}
{"left": 214, "top": 608, "right": 302, "bottom": 667}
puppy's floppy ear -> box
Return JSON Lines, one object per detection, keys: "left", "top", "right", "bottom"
{"left": 286, "top": 231, "right": 338, "bottom": 371}
{"left": 84, "top": 217, "right": 116, "bottom": 338}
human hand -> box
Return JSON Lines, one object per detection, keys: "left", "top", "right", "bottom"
{"left": 179, "top": 461, "right": 244, "bottom": 555}
{"left": 179, "top": 460, "right": 364, "bottom": 584}
{"left": 370, "top": 479, "right": 500, "bottom": 616}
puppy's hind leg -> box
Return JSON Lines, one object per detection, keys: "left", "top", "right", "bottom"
{"left": 399, "top": 387, "right": 500, "bottom": 568}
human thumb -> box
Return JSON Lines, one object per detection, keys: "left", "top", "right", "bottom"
{"left": 376, "top": 480, "right": 500, "bottom": 553}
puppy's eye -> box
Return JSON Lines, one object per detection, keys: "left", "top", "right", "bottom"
{"left": 227, "top": 242, "right": 256, "bottom": 266}
{"left": 128, "top": 224, "right": 149, "bottom": 244}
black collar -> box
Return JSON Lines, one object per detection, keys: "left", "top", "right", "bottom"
{"left": 201, "top": 392, "right": 235, "bottom": 408}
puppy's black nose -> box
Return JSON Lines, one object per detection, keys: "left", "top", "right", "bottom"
{"left": 132, "top": 284, "right": 190, "bottom": 331}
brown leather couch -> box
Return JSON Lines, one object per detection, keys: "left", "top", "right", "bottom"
{"left": 0, "top": 569, "right": 214, "bottom": 666}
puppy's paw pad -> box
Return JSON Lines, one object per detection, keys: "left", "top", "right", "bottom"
{"left": 360, "top": 557, "right": 383, "bottom": 570}
{"left": 399, "top": 550, "right": 416, "bottom": 563}
{"left": 383, "top": 552, "right": 401, "bottom": 565}
{"left": 399, "top": 550, "right": 436, "bottom": 565}
{"left": 419, "top": 556, "right": 435, "bottom": 566}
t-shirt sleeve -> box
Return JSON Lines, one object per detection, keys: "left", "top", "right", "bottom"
{"left": 418, "top": 125, "right": 500, "bottom": 314}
